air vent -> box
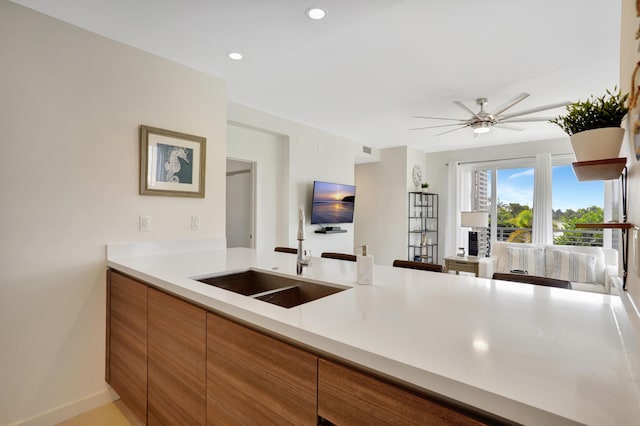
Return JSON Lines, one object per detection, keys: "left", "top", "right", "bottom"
{"left": 362, "top": 146, "right": 372, "bottom": 154}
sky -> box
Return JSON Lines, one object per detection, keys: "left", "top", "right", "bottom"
{"left": 497, "top": 165, "right": 604, "bottom": 212}
{"left": 313, "top": 181, "right": 356, "bottom": 202}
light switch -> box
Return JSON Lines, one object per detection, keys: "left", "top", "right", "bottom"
{"left": 191, "top": 215, "right": 200, "bottom": 230}
{"left": 139, "top": 215, "right": 151, "bottom": 231}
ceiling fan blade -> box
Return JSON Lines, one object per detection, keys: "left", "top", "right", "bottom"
{"left": 500, "top": 101, "right": 570, "bottom": 120}
{"left": 434, "top": 125, "right": 470, "bottom": 136}
{"left": 493, "top": 124, "right": 524, "bottom": 131}
{"left": 410, "top": 123, "right": 467, "bottom": 131}
{"left": 500, "top": 116, "right": 554, "bottom": 123}
{"left": 489, "top": 93, "right": 530, "bottom": 116}
{"left": 413, "top": 115, "right": 467, "bottom": 122}
{"left": 454, "top": 101, "right": 480, "bottom": 118}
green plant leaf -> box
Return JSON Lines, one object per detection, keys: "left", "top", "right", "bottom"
{"left": 549, "top": 87, "right": 629, "bottom": 135}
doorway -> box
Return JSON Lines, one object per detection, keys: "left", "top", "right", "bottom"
{"left": 226, "top": 159, "right": 255, "bottom": 248}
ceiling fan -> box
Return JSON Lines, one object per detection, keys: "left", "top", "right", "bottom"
{"left": 411, "top": 93, "right": 569, "bottom": 136}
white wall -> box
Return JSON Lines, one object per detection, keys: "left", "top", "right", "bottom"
{"left": 227, "top": 124, "right": 287, "bottom": 250}
{"left": 355, "top": 147, "right": 416, "bottom": 265}
{"left": 228, "top": 102, "right": 364, "bottom": 256}
{"left": 620, "top": 0, "right": 640, "bottom": 306}
{"left": 0, "top": 3, "right": 227, "bottom": 424}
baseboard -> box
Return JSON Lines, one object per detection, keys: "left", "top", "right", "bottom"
{"left": 11, "top": 388, "right": 119, "bottom": 426}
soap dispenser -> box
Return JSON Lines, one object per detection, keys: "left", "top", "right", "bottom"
{"left": 356, "top": 244, "right": 373, "bottom": 285}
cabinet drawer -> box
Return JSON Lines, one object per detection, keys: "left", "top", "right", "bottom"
{"left": 207, "top": 313, "right": 318, "bottom": 425}
{"left": 447, "top": 261, "right": 476, "bottom": 272}
{"left": 148, "top": 288, "right": 206, "bottom": 426}
{"left": 318, "top": 359, "right": 485, "bottom": 425}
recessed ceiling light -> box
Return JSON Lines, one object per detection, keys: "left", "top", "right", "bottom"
{"left": 227, "top": 52, "right": 243, "bottom": 61}
{"left": 306, "top": 7, "right": 327, "bottom": 20}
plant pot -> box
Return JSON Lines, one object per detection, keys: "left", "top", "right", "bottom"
{"left": 569, "top": 127, "right": 625, "bottom": 162}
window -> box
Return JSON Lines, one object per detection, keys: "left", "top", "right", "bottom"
{"left": 551, "top": 162, "right": 604, "bottom": 247}
{"left": 495, "top": 167, "right": 534, "bottom": 243}
{"left": 462, "top": 159, "right": 535, "bottom": 250}
{"left": 461, "top": 155, "right": 608, "bottom": 249}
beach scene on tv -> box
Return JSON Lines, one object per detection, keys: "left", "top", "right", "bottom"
{"left": 311, "top": 181, "right": 356, "bottom": 224}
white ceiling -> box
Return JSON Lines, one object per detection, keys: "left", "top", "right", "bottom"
{"left": 11, "top": 0, "right": 622, "bottom": 153}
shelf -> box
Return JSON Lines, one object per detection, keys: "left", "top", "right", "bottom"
{"left": 571, "top": 158, "right": 626, "bottom": 182}
{"left": 314, "top": 229, "right": 347, "bottom": 234}
{"left": 575, "top": 221, "right": 634, "bottom": 292}
{"left": 408, "top": 192, "right": 438, "bottom": 264}
{"left": 575, "top": 222, "right": 634, "bottom": 229}
{"left": 570, "top": 158, "right": 632, "bottom": 291}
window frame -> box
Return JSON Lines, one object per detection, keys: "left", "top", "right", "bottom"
{"left": 459, "top": 154, "right": 612, "bottom": 249}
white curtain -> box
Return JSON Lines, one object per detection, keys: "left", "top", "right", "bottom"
{"left": 532, "top": 153, "right": 552, "bottom": 245}
{"left": 445, "top": 162, "right": 461, "bottom": 256}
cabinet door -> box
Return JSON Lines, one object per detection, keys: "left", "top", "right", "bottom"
{"left": 318, "top": 359, "right": 485, "bottom": 426}
{"left": 148, "top": 288, "right": 207, "bottom": 425}
{"left": 107, "top": 271, "right": 148, "bottom": 424}
{"left": 206, "top": 313, "right": 318, "bottom": 425}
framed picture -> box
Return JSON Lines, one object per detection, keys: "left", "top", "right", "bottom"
{"left": 139, "top": 125, "right": 206, "bottom": 197}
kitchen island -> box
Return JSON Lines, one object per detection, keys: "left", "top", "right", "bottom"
{"left": 106, "top": 239, "right": 640, "bottom": 425}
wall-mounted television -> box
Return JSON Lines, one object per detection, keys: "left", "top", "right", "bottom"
{"left": 310, "top": 180, "right": 356, "bottom": 225}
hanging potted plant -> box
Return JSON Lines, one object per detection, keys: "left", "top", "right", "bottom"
{"left": 550, "top": 87, "right": 629, "bottom": 161}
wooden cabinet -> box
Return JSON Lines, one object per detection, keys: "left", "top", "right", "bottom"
{"left": 318, "top": 359, "right": 485, "bottom": 426}
{"left": 107, "top": 271, "right": 148, "bottom": 423}
{"left": 148, "top": 288, "right": 207, "bottom": 425}
{"left": 206, "top": 313, "right": 318, "bottom": 425}
{"left": 107, "top": 270, "right": 490, "bottom": 425}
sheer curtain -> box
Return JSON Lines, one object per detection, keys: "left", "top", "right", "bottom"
{"left": 445, "top": 162, "right": 461, "bottom": 257}
{"left": 532, "top": 153, "right": 552, "bottom": 245}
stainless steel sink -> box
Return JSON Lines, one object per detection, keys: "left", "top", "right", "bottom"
{"left": 196, "top": 270, "right": 291, "bottom": 296}
{"left": 253, "top": 281, "right": 345, "bottom": 308}
{"left": 195, "top": 271, "right": 346, "bottom": 308}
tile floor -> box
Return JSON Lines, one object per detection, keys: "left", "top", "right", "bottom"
{"left": 56, "top": 400, "right": 142, "bottom": 426}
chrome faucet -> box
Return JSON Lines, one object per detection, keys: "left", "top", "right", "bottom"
{"left": 296, "top": 205, "right": 311, "bottom": 275}
{"left": 296, "top": 240, "right": 311, "bottom": 275}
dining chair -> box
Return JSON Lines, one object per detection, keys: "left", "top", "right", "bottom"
{"left": 492, "top": 273, "right": 572, "bottom": 289}
{"left": 392, "top": 259, "right": 444, "bottom": 273}
{"left": 274, "top": 247, "right": 297, "bottom": 254}
{"left": 321, "top": 252, "right": 357, "bottom": 262}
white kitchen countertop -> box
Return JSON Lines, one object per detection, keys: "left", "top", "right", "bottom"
{"left": 106, "top": 240, "right": 640, "bottom": 425}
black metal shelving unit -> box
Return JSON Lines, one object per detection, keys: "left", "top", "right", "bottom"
{"left": 407, "top": 192, "right": 438, "bottom": 264}
{"left": 573, "top": 158, "right": 634, "bottom": 290}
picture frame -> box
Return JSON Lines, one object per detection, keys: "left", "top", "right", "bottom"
{"left": 633, "top": 117, "right": 640, "bottom": 161}
{"left": 139, "top": 125, "right": 206, "bottom": 197}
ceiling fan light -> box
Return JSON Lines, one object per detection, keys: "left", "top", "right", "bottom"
{"left": 473, "top": 122, "right": 491, "bottom": 134}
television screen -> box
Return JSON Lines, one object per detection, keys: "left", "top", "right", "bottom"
{"left": 310, "top": 181, "right": 356, "bottom": 224}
